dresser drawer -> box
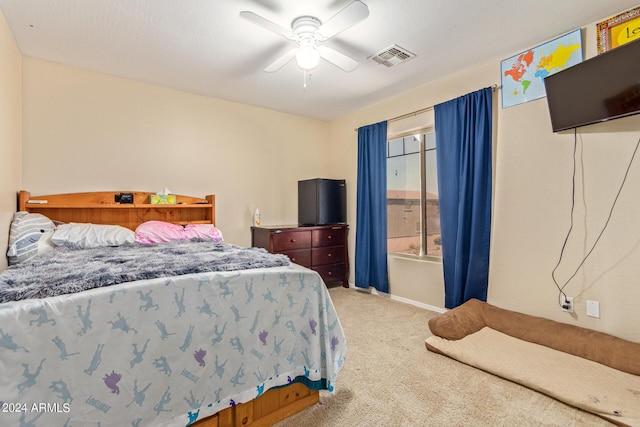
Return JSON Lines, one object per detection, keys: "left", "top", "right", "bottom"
{"left": 313, "top": 263, "right": 345, "bottom": 284}
{"left": 272, "top": 230, "right": 311, "bottom": 251}
{"left": 312, "top": 246, "right": 344, "bottom": 266}
{"left": 312, "top": 227, "right": 345, "bottom": 247}
{"left": 251, "top": 224, "right": 348, "bottom": 288}
{"left": 280, "top": 249, "right": 311, "bottom": 268}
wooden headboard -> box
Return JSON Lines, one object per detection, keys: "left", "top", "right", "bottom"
{"left": 18, "top": 191, "right": 215, "bottom": 230}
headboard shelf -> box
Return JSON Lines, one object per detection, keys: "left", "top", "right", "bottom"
{"left": 24, "top": 203, "right": 213, "bottom": 209}
{"left": 18, "top": 190, "right": 216, "bottom": 230}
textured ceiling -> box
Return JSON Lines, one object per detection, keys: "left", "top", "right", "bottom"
{"left": 0, "top": 0, "right": 638, "bottom": 121}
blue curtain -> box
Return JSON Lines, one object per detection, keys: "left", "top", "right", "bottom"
{"left": 355, "top": 121, "right": 389, "bottom": 292}
{"left": 435, "top": 87, "right": 492, "bottom": 309}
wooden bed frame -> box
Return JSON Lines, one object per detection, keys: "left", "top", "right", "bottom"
{"left": 16, "top": 190, "right": 320, "bottom": 427}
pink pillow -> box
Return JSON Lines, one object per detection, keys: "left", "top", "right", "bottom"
{"left": 135, "top": 221, "right": 223, "bottom": 244}
{"left": 184, "top": 223, "right": 223, "bottom": 241}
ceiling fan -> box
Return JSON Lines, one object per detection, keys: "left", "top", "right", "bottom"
{"left": 240, "top": 1, "right": 369, "bottom": 73}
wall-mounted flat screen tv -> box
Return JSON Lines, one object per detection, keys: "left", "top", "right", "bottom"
{"left": 544, "top": 38, "right": 640, "bottom": 132}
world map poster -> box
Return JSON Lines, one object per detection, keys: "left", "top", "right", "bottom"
{"left": 501, "top": 29, "right": 582, "bottom": 108}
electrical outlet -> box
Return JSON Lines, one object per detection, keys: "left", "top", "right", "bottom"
{"left": 560, "top": 295, "right": 574, "bottom": 313}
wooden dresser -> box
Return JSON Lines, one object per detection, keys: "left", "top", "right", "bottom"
{"left": 251, "top": 224, "right": 349, "bottom": 287}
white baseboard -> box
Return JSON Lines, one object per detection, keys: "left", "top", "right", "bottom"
{"left": 390, "top": 294, "right": 447, "bottom": 314}
{"left": 347, "top": 282, "right": 447, "bottom": 314}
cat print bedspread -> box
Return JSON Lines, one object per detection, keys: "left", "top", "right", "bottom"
{"left": 0, "top": 265, "right": 346, "bottom": 426}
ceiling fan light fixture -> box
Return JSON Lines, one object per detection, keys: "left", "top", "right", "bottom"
{"left": 240, "top": 1, "right": 369, "bottom": 75}
{"left": 296, "top": 41, "right": 320, "bottom": 70}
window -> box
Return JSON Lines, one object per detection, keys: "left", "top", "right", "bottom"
{"left": 387, "top": 130, "right": 441, "bottom": 257}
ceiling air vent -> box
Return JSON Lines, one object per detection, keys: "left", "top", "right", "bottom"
{"left": 369, "top": 44, "right": 416, "bottom": 67}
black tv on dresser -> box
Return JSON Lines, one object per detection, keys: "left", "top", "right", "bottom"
{"left": 298, "top": 178, "right": 346, "bottom": 226}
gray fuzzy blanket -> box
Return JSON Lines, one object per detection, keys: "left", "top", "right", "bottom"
{"left": 0, "top": 240, "right": 290, "bottom": 302}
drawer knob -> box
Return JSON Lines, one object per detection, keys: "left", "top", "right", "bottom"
{"left": 290, "top": 239, "right": 296, "bottom": 243}
{"left": 328, "top": 272, "right": 333, "bottom": 276}
{"left": 327, "top": 253, "right": 332, "bottom": 257}
{"left": 328, "top": 235, "right": 332, "bottom": 239}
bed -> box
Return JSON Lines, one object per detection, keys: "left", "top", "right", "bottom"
{"left": 0, "top": 190, "right": 346, "bottom": 427}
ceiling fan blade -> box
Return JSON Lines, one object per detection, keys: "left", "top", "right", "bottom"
{"left": 317, "top": 1, "right": 369, "bottom": 40}
{"left": 264, "top": 48, "right": 299, "bottom": 72}
{"left": 318, "top": 46, "right": 358, "bottom": 72}
{"left": 239, "top": 11, "right": 294, "bottom": 40}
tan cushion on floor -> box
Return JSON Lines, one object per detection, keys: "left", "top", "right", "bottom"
{"left": 427, "top": 298, "right": 487, "bottom": 340}
{"left": 426, "top": 328, "right": 640, "bottom": 427}
{"left": 428, "top": 298, "right": 640, "bottom": 376}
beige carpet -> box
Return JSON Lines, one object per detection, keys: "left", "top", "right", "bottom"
{"left": 275, "top": 287, "right": 613, "bottom": 427}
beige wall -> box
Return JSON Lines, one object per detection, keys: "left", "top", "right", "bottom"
{"left": 21, "top": 57, "right": 332, "bottom": 247}
{"left": 0, "top": 10, "right": 21, "bottom": 272}
{"left": 329, "top": 24, "right": 640, "bottom": 341}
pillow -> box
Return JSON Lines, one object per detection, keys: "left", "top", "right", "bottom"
{"left": 7, "top": 212, "right": 56, "bottom": 265}
{"left": 135, "top": 221, "right": 223, "bottom": 244}
{"left": 52, "top": 223, "right": 135, "bottom": 248}
{"left": 37, "top": 230, "right": 56, "bottom": 255}
{"left": 184, "top": 223, "right": 224, "bottom": 241}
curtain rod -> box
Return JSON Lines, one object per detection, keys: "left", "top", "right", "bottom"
{"left": 354, "top": 84, "right": 499, "bottom": 131}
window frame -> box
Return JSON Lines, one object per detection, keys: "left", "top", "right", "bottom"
{"left": 386, "top": 126, "right": 441, "bottom": 261}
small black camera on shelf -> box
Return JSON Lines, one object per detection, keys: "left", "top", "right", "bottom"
{"left": 115, "top": 193, "right": 134, "bottom": 204}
